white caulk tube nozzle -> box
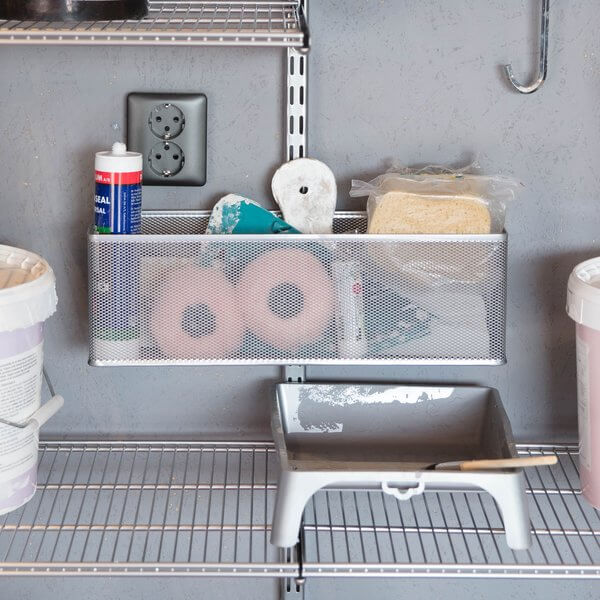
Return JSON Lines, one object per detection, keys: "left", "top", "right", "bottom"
{"left": 111, "top": 142, "right": 128, "bottom": 156}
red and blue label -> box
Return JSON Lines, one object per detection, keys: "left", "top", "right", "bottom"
{"left": 95, "top": 170, "right": 143, "bottom": 234}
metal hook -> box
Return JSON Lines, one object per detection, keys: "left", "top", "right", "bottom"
{"left": 504, "top": 0, "right": 549, "bottom": 94}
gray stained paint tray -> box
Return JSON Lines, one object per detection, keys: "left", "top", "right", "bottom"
{"left": 270, "top": 384, "right": 531, "bottom": 551}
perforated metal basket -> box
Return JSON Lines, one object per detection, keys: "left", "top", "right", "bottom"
{"left": 88, "top": 211, "right": 507, "bottom": 366}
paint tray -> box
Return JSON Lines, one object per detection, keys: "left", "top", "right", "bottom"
{"left": 270, "top": 383, "right": 531, "bottom": 551}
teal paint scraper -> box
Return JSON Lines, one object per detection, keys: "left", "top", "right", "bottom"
{"left": 206, "top": 194, "right": 300, "bottom": 234}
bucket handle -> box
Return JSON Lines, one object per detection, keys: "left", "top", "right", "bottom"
{"left": 0, "top": 395, "right": 64, "bottom": 431}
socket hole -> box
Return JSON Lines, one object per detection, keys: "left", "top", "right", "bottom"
{"left": 173, "top": 116, "right": 180, "bottom": 123}
{"left": 164, "top": 144, "right": 170, "bottom": 150}
{"left": 156, "top": 116, "right": 162, "bottom": 122}
{"left": 156, "top": 154, "right": 162, "bottom": 159}
{"left": 299, "top": 186, "right": 308, "bottom": 194}
{"left": 165, "top": 126, "right": 170, "bottom": 132}
{"left": 173, "top": 154, "right": 179, "bottom": 160}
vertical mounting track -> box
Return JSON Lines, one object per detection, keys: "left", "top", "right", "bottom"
{"left": 280, "top": 364, "right": 306, "bottom": 597}
{"left": 286, "top": 0, "right": 308, "bottom": 160}
{"left": 280, "top": 544, "right": 305, "bottom": 600}
{"left": 282, "top": 8, "right": 309, "bottom": 594}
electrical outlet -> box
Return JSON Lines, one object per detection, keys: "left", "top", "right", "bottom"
{"left": 127, "top": 92, "right": 207, "bottom": 186}
{"left": 148, "top": 140, "right": 185, "bottom": 177}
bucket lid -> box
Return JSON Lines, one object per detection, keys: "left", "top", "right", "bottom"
{"left": 567, "top": 257, "right": 600, "bottom": 331}
{"left": 0, "top": 245, "right": 57, "bottom": 333}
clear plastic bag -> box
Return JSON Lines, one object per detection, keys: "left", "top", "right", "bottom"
{"left": 350, "top": 164, "right": 519, "bottom": 235}
{"left": 349, "top": 164, "right": 518, "bottom": 286}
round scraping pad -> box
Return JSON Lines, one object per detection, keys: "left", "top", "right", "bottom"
{"left": 271, "top": 158, "right": 337, "bottom": 234}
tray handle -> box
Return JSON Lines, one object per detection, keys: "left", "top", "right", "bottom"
{"left": 381, "top": 479, "right": 425, "bottom": 501}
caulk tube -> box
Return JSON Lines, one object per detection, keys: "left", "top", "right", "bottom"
{"left": 95, "top": 142, "right": 142, "bottom": 234}
{"left": 332, "top": 261, "right": 368, "bottom": 358}
{"left": 92, "top": 143, "right": 143, "bottom": 361}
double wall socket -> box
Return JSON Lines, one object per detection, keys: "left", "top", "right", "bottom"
{"left": 127, "top": 93, "right": 207, "bottom": 186}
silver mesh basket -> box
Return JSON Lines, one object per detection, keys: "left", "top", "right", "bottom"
{"left": 88, "top": 211, "right": 507, "bottom": 366}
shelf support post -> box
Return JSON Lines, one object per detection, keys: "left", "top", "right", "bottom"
{"left": 280, "top": 541, "right": 305, "bottom": 600}
{"left": 286, "top": 0, "right": 308, "bottom": 160}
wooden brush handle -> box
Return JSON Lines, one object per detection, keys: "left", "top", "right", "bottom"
{"left": 459, "top": 456, "right": 557, "bottom": 471}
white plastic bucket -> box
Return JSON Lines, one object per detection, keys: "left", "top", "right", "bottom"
{"left": 0, "top": 245, "right": 61, "bottom": 515}
{"left": 566, "top": 257, "right": 600, "bottom": 509}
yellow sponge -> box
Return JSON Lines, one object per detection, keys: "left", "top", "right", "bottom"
{"left": 367, "top": 192, "right": 492, "bottom": 235}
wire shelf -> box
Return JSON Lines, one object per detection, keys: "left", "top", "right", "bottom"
{"left": 303, "top": 445, "right": 600, "bottom": 579}
{"left": 0, "top": 442, "right": 599, "bottom": 578}
{"left": 0, "top": 1, "right": 309, "bottom": 48}
{"left": 0, "top": 441, "right": 296, "bottom": 576}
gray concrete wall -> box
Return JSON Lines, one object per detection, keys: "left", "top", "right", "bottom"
{"left": 3, "top": 575, "right": 600, "bottom": 600}
{"left": 1, "top": 0, "right": 599, "bottom": 597}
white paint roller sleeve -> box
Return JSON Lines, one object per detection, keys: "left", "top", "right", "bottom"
{"left": 271, "top": 158, "right": 337, "bottom": 234}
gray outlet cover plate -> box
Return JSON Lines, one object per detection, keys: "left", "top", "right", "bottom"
{"left": 127, "top": 92, "right": 207, "bottom": 186}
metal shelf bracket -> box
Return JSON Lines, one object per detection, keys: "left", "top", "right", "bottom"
{"left": 283, "top": 365, "right": 306, "bottom": 383}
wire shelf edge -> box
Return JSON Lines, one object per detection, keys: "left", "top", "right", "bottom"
{"left": 1, "top": 441, "right": 599, "bottom": 579}
{"left": 0, "top": 1, "right": 309, "bottom": 48}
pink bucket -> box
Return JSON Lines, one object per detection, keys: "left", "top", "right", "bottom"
{"left": 567, "top": 257, "right": 600, "bottom": 508}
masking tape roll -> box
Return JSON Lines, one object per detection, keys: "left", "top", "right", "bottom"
{"left": 237, "top": 248, "right": 334, "bottom": 351}
{"left": 151, "top": 266, "right": 244, "bottom": 359}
